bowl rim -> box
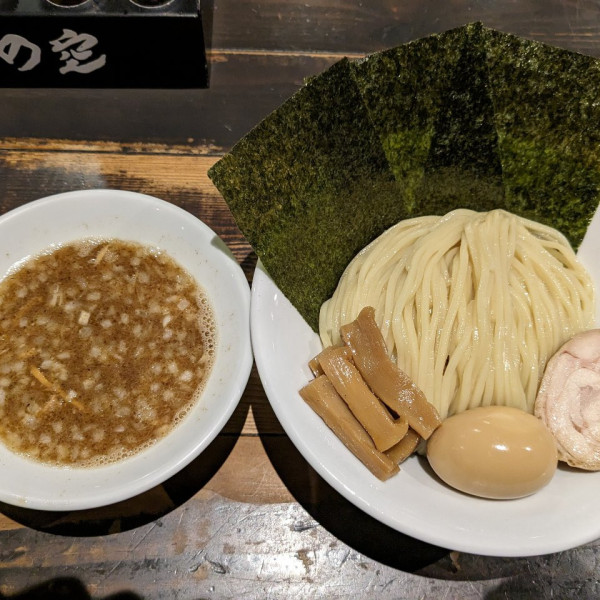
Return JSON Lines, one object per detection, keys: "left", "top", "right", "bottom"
{"left": 0, "top": 189, "right": 253, "bottom": 510}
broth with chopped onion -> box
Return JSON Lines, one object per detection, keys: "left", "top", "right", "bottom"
{"left": 0, "top": 239, "right": 215, "bottom": 467}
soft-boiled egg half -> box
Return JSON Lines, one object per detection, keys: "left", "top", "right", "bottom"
{"left": 426, "top": 406, "right": 558, "bottom": 499}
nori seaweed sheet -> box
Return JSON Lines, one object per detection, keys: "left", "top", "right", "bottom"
{"left": 352, "top": 23, "right": 505, "bottom": 215}
{"left": 483, "top": 28, "right": 600, "bottom": 248}
{"left": 350, "top": 27, "right": 461, "bottom": 212}
{"left": 208, "top": 59, "right": 408, "bottom": 331}
{"left": 414, "top": 23, "right": 505, "bottom": 213}
{"left": 209, "top": 24, "right": 600, "bottom": 330}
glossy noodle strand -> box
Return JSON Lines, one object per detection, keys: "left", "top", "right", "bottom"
{"left": 319, "top": 209, "right": 594, "bottom": 420}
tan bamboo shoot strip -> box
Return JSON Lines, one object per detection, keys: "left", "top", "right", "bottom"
{"left": 309, "top": 344, "right": 351, "bottom": 377}
{"left": 340, "top": 307, "right": 441, "bottom": 439}
{"left": 299, "top": 375, "right": 399, "bottom": 481}
{"left": 385, "top": 428, "right": 421, "bottom": 464}
{"left": 317, "top": 346, "right": 408, "bottom": 452}
{"left": 308, "top": 356, "right": 324, "bottom": 377}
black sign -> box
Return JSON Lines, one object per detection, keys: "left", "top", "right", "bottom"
{"left": 0, "top": 0, "right": 209, "bottom": 88}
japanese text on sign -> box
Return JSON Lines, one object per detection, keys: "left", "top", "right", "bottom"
{"left": 0, "top": 29, "right": 106, "bottom": 74}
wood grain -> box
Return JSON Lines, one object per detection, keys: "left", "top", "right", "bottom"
{"left": 2, "top": 2, "right": 600, "bottom": 597}
{"left": 0, "top": 51, "right": 339, "bottom": 147}
{"left": 210, "top": 0, "right": 600, "bottom": 55}
{"left": 2, "top": 1, "right": 600, "bottom": 146}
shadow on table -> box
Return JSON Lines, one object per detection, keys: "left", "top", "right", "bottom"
{"left": 0, "top": 396, "right": 250, "bottom": 537}
{"left": 0, "top": 577, "right": 140, "bottom": 600}
{"left": 252, "top": 398, "right": 450, "bottom": 574}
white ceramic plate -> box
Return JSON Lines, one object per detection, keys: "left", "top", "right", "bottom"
{"left": 251, "top": 206, "right": 600, "bottom": 557}
{"left": 0, "top": 189, "right": 252, "bottom": 511}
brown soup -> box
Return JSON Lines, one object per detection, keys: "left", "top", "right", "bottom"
{"left": 0, "top": 239, "right": 215, "bottom": 467}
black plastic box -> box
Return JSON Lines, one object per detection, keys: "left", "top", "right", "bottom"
{"left": 0, "top": 0, "right": 209, "bottom": 87}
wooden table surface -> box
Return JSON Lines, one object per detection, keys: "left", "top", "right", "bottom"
{"left": 1, "top": 2, "right": 600, "bottom": 598}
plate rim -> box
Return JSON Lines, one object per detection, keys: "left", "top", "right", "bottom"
{"left": 250, "top": 259, "right": 600, "bottom": 557}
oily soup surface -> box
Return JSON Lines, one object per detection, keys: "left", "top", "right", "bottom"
{"left": 0, "top": 239, "right": 215, "bottom": 466}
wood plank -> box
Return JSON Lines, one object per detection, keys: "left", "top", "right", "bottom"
{"left": 0, "top": 436, "right": 297, "bottom": 536}
{"left": 0, "top": 51, "right": 339, "bottom": 148}
{"left": 210, "top": 0, "right": 600, "bottom": 55}
{"left": 1, "top": 2, "right": 598, "bottom": 147}
{"left": 0, "top": 432, "right": 599, "bottom": 599}
{"left": 0, "top": 434, "right": 451, "bottom": 599}
{"left": 225, "top": 366, "right": 286, "bottom": 437}
{"left": 2, "top": 4, "right": 600, "bottom": 598}
{"left": 0, "top": 137, "right": 218, "bottom": 154}
{"left": 0, "top": 472, "right": 452, "bottom": 600}
{"left": 0, "top": 147, "right": 254, "bottom": 266}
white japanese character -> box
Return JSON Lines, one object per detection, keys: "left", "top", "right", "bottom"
{"left": 0, "top": 34, "right": 41, "bottom": 72}
{"left": 50, "top": 29, "right": 106, "bottom": 75}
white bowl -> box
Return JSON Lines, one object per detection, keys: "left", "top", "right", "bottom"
{"left": 251, "top": 205, "right": 600, "bottom": 557}
{"left": 0, "top": 189, "right": 252, "bottom": 510}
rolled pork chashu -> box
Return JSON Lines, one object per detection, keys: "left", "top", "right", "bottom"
{"left": 535, "top": 329, "right": 600, "bottom": 470}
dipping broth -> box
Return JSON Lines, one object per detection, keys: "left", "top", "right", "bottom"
{"left": 0, "top": 239, "right": 215, "bottom": 467}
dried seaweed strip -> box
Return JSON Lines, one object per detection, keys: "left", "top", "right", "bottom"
{"left": 351, "top": 29, "right": 456, "bottom": 212}
{"left": 209, "top": 24, "right": 600, "bottom": 334}
{"left": 414, "top": 23, "right": 505, "bottom": 214}
{"left": 209, "top": 59, "right": 406, "bottom": 331}
{"left": 484, "top": 28, "right": 600, "bottom": 249}
{"left": 352, "top": 23, "right": 505, "bottom": 216}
